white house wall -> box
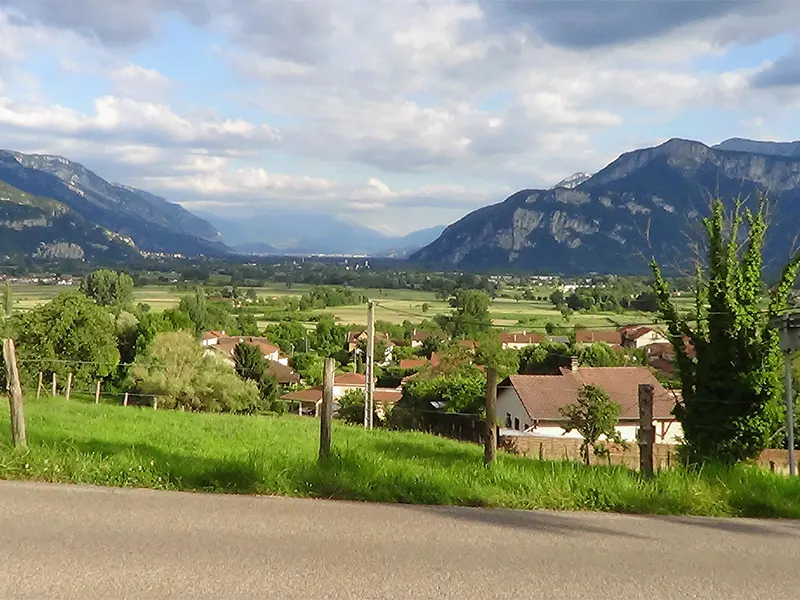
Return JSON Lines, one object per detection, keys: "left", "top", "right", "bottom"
{"left": 497, "top": 387, "right": 683, "bottom": 443}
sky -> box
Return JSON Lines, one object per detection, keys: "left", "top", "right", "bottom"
{"left": 1, "top": 0, "right": 799, "bottom": 236}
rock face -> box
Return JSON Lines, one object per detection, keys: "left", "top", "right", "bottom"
{"left": 0, "top": 150, "right": 227, "bottom": 256}
{"left": 410, "top": 138, "right": 800, "bottom": 273}
{"left": 714, "top": 138, "right": 800, "bottom": 159}
{"left": 0, "top": 181, "right": 138, "bottom": 261}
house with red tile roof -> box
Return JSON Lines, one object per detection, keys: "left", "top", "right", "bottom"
{"left": 620, "top": 326, "right": 669, "bottom": 349}
{"left": 498, "top": 331, "right": 544, "bottom": 350}
{"left": 574, "top": 329, "right": 623, "bottom": 346}
{"left": 497, "top": 365, "right": 681, "bottom": 443}
{"left": 203, "top": 335, "right": 289, "bottom": 366}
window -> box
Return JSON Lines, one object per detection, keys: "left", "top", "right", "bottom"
{"left": 514, "top": 417, "right": 520, "bottom": 430}
{"left": 506, "top": 413, "right": 512, "bottom": 428}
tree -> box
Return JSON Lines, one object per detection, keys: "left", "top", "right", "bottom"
{"left": 560, "top": 384, "right": 624, "bottom": 465}
{"left": 234, "top": 312, "right": 261, "bottom": 336}
{"left": 130, "top": 331, "right": 260, "bottom": 412}
{"left": 232, "top": 342, "right": 279, "bottom": 409}
{"left": 80, "top": 269, "right": 134, "bottom": 309}
{"left": 289, "top": 352, "right": 325, "bottom": 386}
{"left": 12, "top": 292, "right": 120, "bottom": 388}
{"left": 442, "top": 289, "right": 492, "bottom": 338}
{"left": 421, "top": 303, "right": 430, "bottom": 313}
{"left": 652, "top": 198, "right": 800, "bottom": 464}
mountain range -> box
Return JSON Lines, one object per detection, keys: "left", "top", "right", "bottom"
{"left": 194, "top": 209, "right": 445, "bottom": 257}
{"left": 411, "top": 138, "right": 800, "bottom": 274}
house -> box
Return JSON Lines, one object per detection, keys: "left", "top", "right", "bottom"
{"left": 399, "top": 353, "right": 442, "bottom": 370}
{"left": 497, "top": 363, "right": 681, "bottom": 443}
{"left": 280, "top": 387, "right": 324, "bottom": 416}
{"left": 574, "top": 330, "right": 623, "bottom": 347}
{"left": 201, "top": 330, "right": 226, "bottom": 347}
{"left": 621, "top": 326, "right": 669, "bottom": 349}
{"left": 346, "top": 330, "right": 394, "bottom": 363}
{"left": 203, "top": 334, "right": 289, "bottom": 366}
{"left": 266, "top": 360, "right": 301, "bottom": 385}
{"left": 456, "top": 339, "right": 479, "bottom": 352}
{"left": 499, "top": 331, "right": 543, "bottom": 350}
{"left": 333, "top": 372, "right": 378, "bottom": 399}
{"left": 410, "top": 330, "right": 446, "bottom": 348}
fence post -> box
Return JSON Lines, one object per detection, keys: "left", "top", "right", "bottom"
{"left": 36, "top": 372, "right": 43, "bottom": 400}
{"left": 638, "top": 384, "right": 655, "bottom": 477}
{"left": 51, "top": 373, "right": 57, "bottom": 397}
{"left": 123, "top": 392, "right": 129, "bottom": 407}
{"left": 484, "top": 367, "right": 498, "bottom": 466}
{"left": 65, "top": 373, "right": 73, "bottom": 402}
{"left": 319, "top": 357, "right": 335, "bottom": 462}
{"left": 95, "top": 381, "right": 101, "bottom": 405}
{"left": 2, "top": 339, "right": 27, "bottom": 448}
{"left": 153, "top": 397, "right": 158, "bottom": 411}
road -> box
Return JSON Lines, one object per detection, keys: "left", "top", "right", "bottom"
{"left": 1, "top": 481, "right": 799, "bottom": 599}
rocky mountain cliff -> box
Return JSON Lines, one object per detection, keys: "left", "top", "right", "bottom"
{"left": 714, "top": 138, "right": 800, "bottom": 159}
{"left": 0, "top": 151, "right": 227, "bottom": 256}
{"left": 410, "top": 138, "right": 800, "bottom": 274}
{"left": 0, "top": 181, "right": 138, "bottom": 261}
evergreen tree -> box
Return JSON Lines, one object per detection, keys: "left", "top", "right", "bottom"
{"left": 652, "top": 198, "right": 800, "bottom": 464}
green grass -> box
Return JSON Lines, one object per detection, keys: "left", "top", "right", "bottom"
{"left": 2, "top": 397, "right": 799, "bottom": 518}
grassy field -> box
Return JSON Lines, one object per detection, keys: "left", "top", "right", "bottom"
{"left": 10, "top": 282, "right": 661, "bottom": 331}
{"left": 2, "top": 397, "right": 799, "bottom": 518}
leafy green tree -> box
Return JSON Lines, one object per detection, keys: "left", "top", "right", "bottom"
{"left": 234, "top": 312, "right": 261, "bottom": 336}
{"left": 652, "top": 198, "right": 800, "bottom": 464}
{"left": 560, "top": 384, "right": 624, "bottom": 465}
{"left": 419, "top": 336, "right": 441, "bottom": 358}
{"left": 446, "top": 289, "right": 492, "bottom": 338}
{"left": 474, "top": 337, "right": 520, "bottom": 379}
{"left": 336, "top": 389, "right": 380, "bottom": 426}
{"left": 130, "top": 331, "right": 259, "bottom": 412}
{"left": 289, "top": 352, "right": 325, "bottom": 386}
{"left": 314, "top": 318, "right": 347, "bottom": 356}
{"left": 232, "top": 342, "right": 279, "bottom": 409}
{"left": 265, "top": 321, "right": 308, "bottom": 354}
{"left": 578, "top": 342, "right": 645, "bottom": 367}
{"left": 519, "top": 342, "right": 571, "bottom": 374}
{"left": 80, "top": 269, "right": 134, "bottom": 309}
{"left": 12, "top": 292, "right": 120, "bottom": 388}
{"left": 421, "top": 303, "right": 430, "bottom": 313}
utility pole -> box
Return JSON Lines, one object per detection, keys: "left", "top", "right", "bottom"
{"left": 773, "top": 313, "right": 800, "bottom": 476}
{"left": 365, "top": 301, "right": 375, "bottom": 429}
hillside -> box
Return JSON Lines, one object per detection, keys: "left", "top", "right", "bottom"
{"left": 410, "top": 138, "right": 800, "bottom": 273}
{"left": 714, "top": 138, "right": 800, "bottom": 159}
{"left": 0, "top": 151, "right": 227, "bottom": 256}
{"left": 0, "top": 181, "right": 138, "bottom": 261}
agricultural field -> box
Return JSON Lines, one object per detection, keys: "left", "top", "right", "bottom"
{"left": 10, "top": 284, "right": 184, "bottom": 314}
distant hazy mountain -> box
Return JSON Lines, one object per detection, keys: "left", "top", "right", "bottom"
{"left": 411, "top": 138, "right": 800, "bottom": 274}
{"left": 714, "top": 138, "right": 800, "bottom": 159}
{"left": 0, "top": 150, "right": 226, "bottom": 256}
{"left": 0, "top": 181, "right": 138, "bottom": 261}
{"left": 197, "top": 209, "right": 445, "bottom": 256}
{"left": 553, "top": 172, "right": 592, "bottom": 189}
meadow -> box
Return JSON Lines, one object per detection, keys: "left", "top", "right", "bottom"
{"left": 1, "top": 396, "right": 798, "bottom": 519}
{"left": 10, "top": 282, "right": 660, "bottom": 332}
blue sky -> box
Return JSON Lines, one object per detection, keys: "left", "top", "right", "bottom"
{"left": 1, "top": 0, "right": 799, "bottom": 235}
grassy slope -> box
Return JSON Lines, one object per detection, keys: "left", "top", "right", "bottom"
{"left": 2, "top": 397, "right": 799, "bottom": 518}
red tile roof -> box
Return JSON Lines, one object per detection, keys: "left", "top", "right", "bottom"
{"left": 374, "top": 390, "right": 402, "bottom": 404}
{"left": 499, "top": 332, "right": 544, "bottom": 345}
{"left": 400, "top": 358, "right": 429, "bottom": 369}
{"left": 575, "top": 330, "right": 623, "bottom": 345}
{"left": 202, "top": 330, "right": 225, "bottom": 340}
{"left": 334, "top": 372, "right": 375, "bottom": 385}
{"left": 456, "top": 339, "right": 478, "bottom": 350}
{"left": 620, "top": 325, "right": 655, "bottom": 340}
{"left": 266, "top": 360, "right": 301, "bottom": 385}
{"left": 281, "top": 388, "right": 323, "bottom": 402}
{"left": 504, "top": 367, "right": 676, "bottom": 421}
{"left": 212, "top": 337, "right": 280, "bottom": 358}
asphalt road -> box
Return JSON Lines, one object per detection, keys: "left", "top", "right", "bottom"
{"left": 1, "top": 481, "right": 799, "bottom": 599}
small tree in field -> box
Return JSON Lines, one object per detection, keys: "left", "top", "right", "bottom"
{"left": 560, "top": 385, "right": 623, "bottom": 465}
{"left": 652, "top": 198, "right": 800, "bottom": 464}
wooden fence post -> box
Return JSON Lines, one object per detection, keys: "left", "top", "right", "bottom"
{"left": 153, "top": 396, "right": 158, "bottom": 410}
{"left": 638, "top": 384, "right": 655, "bottom": 477}
{"left": 51, "top": 373, "right": 57, "bottom": 397}
{"left": 65, "top": 373, "right": 73, "bottom": 402}
{"left": 3, "top": 339, "right": 27, "bottom": 448}
{"left": 36, "top": 372, "right": 43, "bottom": 400}
{"left": 484, "top": 367, "right": 498, "bottom": 466}
{"left": 123, "top": 392, "right": 129, "bottom": 407}
{"left": 319, "top": 358, "right": 335, "bottom": 462}
{"left": 94, "top": 381, "right": 101, "bottom": 405}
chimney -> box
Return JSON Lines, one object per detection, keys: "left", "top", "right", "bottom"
{"left": 570, "top": 356, "right": 579, "bottom": 372}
